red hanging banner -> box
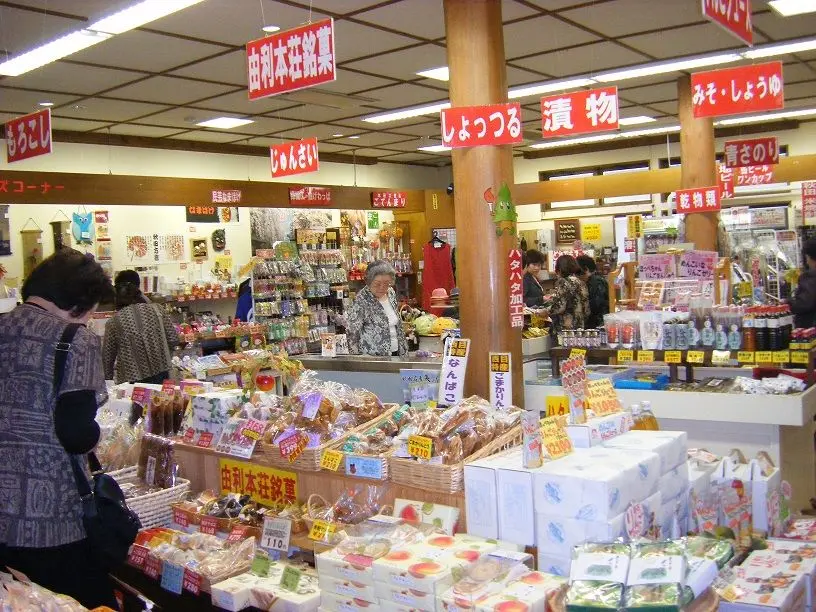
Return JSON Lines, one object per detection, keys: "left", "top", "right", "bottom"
{"left": 691, "top": 61, "right": 783, "bottom": 118}
{"left": 508, "top": 249, "right": 524, "bottom": 329}
{"left": 5, "top": 108, "right": 52, "bottom": 164}
{"left": 723, "top": 137, "right": 778, "bottom": 168}
{"left": 675, "top": 186, "right": 721, "bottom": 214}
{"left": 270, "top": 137, "right": 319, "bottom": 178}
{"left": 735, "top": 165, "right": 774, "bottom": 187}
{"left": 247, "top": 18, "right": 336, "bottom": 100}
{"left": 440, "top": 103, "right": 523, "bottom": 148}
{"left": 803, "top": 182, "right": 816, "bottom": 226}
{"left": 701, "top": 0, "right": 753, "bottom": 46}
{"left": 540, "top": 87, "right": 619, "bottom": 138}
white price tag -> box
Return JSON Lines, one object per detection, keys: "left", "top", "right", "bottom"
{"left": 260, "top": 517, "right": 292, "bottom": 552}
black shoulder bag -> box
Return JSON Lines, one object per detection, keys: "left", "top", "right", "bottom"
{"left": 55, "top": 324, "right": 142, "bottom": 567}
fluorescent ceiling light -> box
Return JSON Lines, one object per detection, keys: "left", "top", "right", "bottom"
{"left": 508, "top": 78, "right": 596, "bottom": 99}
{"left": 89, "top": 0, "right": 206, "bottom": 35}
{"left": 417, "top": 66, "right": 449, "bottom": 81}
{"left": 363, "top": 101, "right": 451, "bottom": 124}
{"left": 620, "top": 125, "right": 680, "bottom": 138}
{"left": 262, "top": 25, "right": 281, "bottom": 33}
{"left": 348, "top": 135, "right": 360, "bottom": 139}
{"left": 0, "top": 30, "right": 111, "bottom": 76}
{"left": 714, "top": 107, "right": 816, "bottom": 125}
{"left": 769, "top": 0, "right": 816, "bottom": 16}
{"left": 743, "top": 37, "right": 816, "bottom": 58}
{"left": 196, "top": 117, "right": 254, "bottom": 129}
{"left": 38, "top": 101, "right": 54, "bottom": 107}
{"left": 331, "top": 133, "right": 344, "bottom": 137}
{"left": 594, "top": 53, "right": 741, "bottom": 82}
{"left": 418, "top": 144, "right": 451, "bottom": 153}
{"left": 550, "top": 172, "right": 595, "bottom": 180}
{"left": 530, "top": 133, "right": 619, "bottom": 149}
{"left": 618, "top": 115, "right": 656, "bottom": 126}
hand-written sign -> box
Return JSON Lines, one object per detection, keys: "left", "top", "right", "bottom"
{"left": 638, "top": 254, "right": 676, "bottom": 280}
{"left": 585, "top": 378, "right": 622, "bottom": 417}
{"left": 555, "top": 219, "right": 580, "bottom": 244}
{"left": 678, "top": 250, "right": 717, "bottom": 279}
{"left": 540, "top": 415, "right": 573, "bottom": 460}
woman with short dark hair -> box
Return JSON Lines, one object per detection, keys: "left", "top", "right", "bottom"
{"left": 348, "top": 260, "right": 408, "bottom": 356}
{"left": 547, "top": 254, "right": 590, "bottom": 339}
{"left": 790, "top": 239, "right": 816, "bottom": 328}
{"left": 523, "top": 249, "right": 546, "bottom": 307}
{"left": 0, "top": 249, "right": 119, "bottom": 609}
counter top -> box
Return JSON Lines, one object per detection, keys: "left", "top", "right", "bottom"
{"left": 299, "top": 353, "right": 442, "bottom": 373}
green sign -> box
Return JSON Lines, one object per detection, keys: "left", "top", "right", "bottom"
{"left": 280, "top": 566, "right": 302, "bottom": 592}
{"left": 250, "top": 552, "right": 271, "bottom": 577}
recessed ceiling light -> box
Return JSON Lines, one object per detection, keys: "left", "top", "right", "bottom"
{"left": 508, "top": 78, "right": 597, "bottom": 99}
{"left": 618, "top": 116, "right": 657, "bottom": 126}
{"left": 417, "top": 66, "right": 449, "bottom": 81}
{"left": 714, "top": 107, "right": 816, "bottom": 125}
{"left": 196, "top": 117, "right": 254, "bottom": 129}
{"left": 363, "top": 101, "right": 451, "bottom": 124}
{"left": 262, "top": 24, "right": 281, "bottom": 33}
{"left": 418, "top": 144, "right": 451, "bottom": 153}
{"left": 38, "top": 101, "right": 54, "bottom": 107}
{"left": 742, "top": 37, "right": 816, "bottom": 59}
{"left": 331, "top": 133, "right": 344, "bottom": 137}
{"left": 348, "top": 135, "right": 360, "bottom": 139}
{"left": 89, "top": 0, "right": 206, "bottom": 35}
{"left": 769, "top": 0, "right": 816, "bottom": 16}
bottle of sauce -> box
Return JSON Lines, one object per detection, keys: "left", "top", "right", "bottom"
{"left": 768, "top": 306, "right": 780, "bottom": 351}
{"left": 755, "top": 306, "right": 768, "bottom": 351}
{"left": 742, "top": 307, "right": 756, "bottom": 351}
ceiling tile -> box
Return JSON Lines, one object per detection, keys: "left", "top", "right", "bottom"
{"left": 334, "top": 20, "right": 418, "bottom": 64}
{"left": 341, "top": 147, "right": 386, "bottom": 158}
{"left": 191, "top": 90, "right": 284, "bottom": 116}
{"left": 379, "top": 152, "right": 440, "bottom": 163}
{"left": 364, "top": 83, "right": 447, "bottom": 107}
{"left": 102, "top": 124, "right": 186, "bottom": 138}
{"left": 56, "top": 98, "right": 171, "bottom": 122}
{"left": 104, "top": 76, "right": 238, "bottom": 105}
{"left": 354, "top": 2, "right": 447, "bottom": 39}
{"left": 271, "top": 104, "right": 361, "bottom": 123}
{"left": 51, "top": 116, "right": 111, "bottom": 131}
{"left": 0, "top": 7, "right": 79, "bottom": 55}
{"left": 560, "top": 0, "right": 704, "bottom": 38}
{"left": 272, "top": 123, "right": 355, "bottom": 139}
{"left": 0, "top": 88, "right": 81, "bottom": 114}
{"left": 507, "top": 65, "right": 548, "bottom": 85}
{"left": 619, "top": 82, "right": 678, "bottom": 104}
{"left": 3, "top": 63, "right": 143, "bottom": 95}
{"left": 523, "top": 0, "right": 610, "bottom": 9}
{"left": 335, "top": 132, "right": 413, "bottom": 147}
{"left": 622, "top": 24, "right": 767, "bottom": 59}
{"left": 783, "top": 62, "right": 816, "bottom": 84}
{"left": 752, "top": 12, "right": 816, "bottom": 40}
{"left": 504, "top": 15, "right": 599, "bottom": 60}
{"left": 512, "top": 41, "right": 648, "bottom": 77}
{"left": 302, "top": 0, "right": 396, "bottom": 13}
{"left": 648, "top": 101, "right": 678, "bottom": 115}
{"left": 7, "top": 0, "right": 134, "bottom": 19}
{"left": 318, "top": 68, "right": 396, "bottom": 94}
{"left": 502, "top": 0, "right": 542, "bottom": 21}
{"left": 785, "top": 81, "right": 816, "bottom": 100}
{"left": 169, "top": 130, "right": 252, "bottom": 143}
{"left": 377, "top": 139, "right": 426, "bottom": 152}
{"left": 344, "top": 44, "right": 448, "bottom": 80}
{"left": 170, "top": 51, "right": 247, "bottom": 87}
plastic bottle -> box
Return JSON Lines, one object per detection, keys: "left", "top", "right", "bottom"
{"left": 631, "top": 400, "right": 659, "bottom": 431}
{"left": 743, "top": 307, "right": 756, "bottom": 351}
{"left": 755, "top": 306, "right": 768, "bottom": 351}
{"left": 767, "top": 306, "right": 780, "bottom": 351}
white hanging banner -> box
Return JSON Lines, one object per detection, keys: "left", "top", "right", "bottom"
{"left": 489, "top": 352, "right": 512, "bottom": 409}
{"left": 438, "top": 338, "right": 470, "bottom": 407}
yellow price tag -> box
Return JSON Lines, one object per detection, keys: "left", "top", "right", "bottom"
{"left": 637, "top": 350, "right": 654, "bottom": 363}
{"left": 617, "top": 349, "right": 634, "bottom": 364}
{"left": 736, "top": 282, "right": 753, "bottom": 299}
{"left": 569, "top": 348, "right": 587, "bottom": 359}
{"left": 545, "top": 395, "right": 569, "bottom": 418}
{"left": 711, "top": 350, "right": 731, "bottom": 365}
{"left": 308, "top": 519, "right": 337, "bottom": 542}
{"left": 407, "top": 435, "right": 433, "bottom": 460}
{"left": 773, "top": 350, "right": 790, "bottom": 364}
{"left": 755, "top": 351, "right": 773, "bottom": 363}
{"left": 320, "top": 449, "right": 344, "bottom": 471}
{"left": 687, "top": 350, "right": 705, "bottom": 364}
{"left": 540, "top": 416, "right": 573, "bottom": 460}
{"left": 584, "top": 378, "right": 622, "bottom": 417}
{"left": 664, "top": 350, "right": 682, "bottom": 364}
{"left": 791, "top": 351, "right": 809, "bottom": 365}
{"left": 737, "top": 351, "right": 755, "bottom": 364}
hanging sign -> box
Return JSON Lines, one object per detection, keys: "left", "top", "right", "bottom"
{"left": 624, "top": 238, "right": 637, "bottom": 253}
{"left": 438, "top": 339, "right": 470, "bottom": 407}
{"left": 723, "top": 137, "right": 778, "bottom": 168}
{"left": 717, "top": 163, "right": 735, "bottom": 199}
{"left": 691, "top": 61, "right": 783, "bottom": 118}
{"left": 627, "top": 214, "right": 643, "bottom": 238}
{"left": 371, "top": 191, "right": 407, "bottom": 208}
{"left": 489, "top": 352, "right": 512, "bottom": 409}
{"left": 247, "top": 18, "right": 336, "bottom": 100}
{"left": 735, "top": 165, "right": 774, "bottom": 187}
{"left": 440, "top": 102, "right": 523, "bottom": 148}
{"left": 289, "top": 186, "right": 332, "bottom": 206}
{"left": 270, "top": 137, "right": 319, "bottom": 178}
{"left": 5, "top": 108, "right": 52, "bottom": 164}
{"left": 674, "top": 186, "right": 720, "bottom": 214}
{"left": 212, "top": 189, "right": 242, "bottom": 204}
{"left": 541, "top": 86, "right": 619, "bottom": 137}
{"left": 803, "top": 182, "right": 816, "bottom": 226}
{"left": 555, "top": 219, "right": 580, "bottom": 244}
{"left": 701, "top": 0, "right": 752, "bottom": 45}
{"left": 508, "top": 249, "right": 524, "bottom": 328}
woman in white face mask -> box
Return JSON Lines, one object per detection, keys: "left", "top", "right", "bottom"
{"left": 523, "top": 249, "right": 546, "bottom": 307}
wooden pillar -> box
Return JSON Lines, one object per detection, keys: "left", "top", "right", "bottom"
{"left": 678, "top": 75, "right": 718, "bottom": 251}
{"left": 443, "top": 0, "right": 522, "bottom": 405}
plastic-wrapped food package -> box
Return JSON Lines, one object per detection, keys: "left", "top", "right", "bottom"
{"left": 681, "top": 537, "right": 734, "bottom": 569}
{"left": 137, "top": 432, "right": 177, "bottom": 489}
{"left": 96, "top": 419, "right": 143, "bottom": 471}
{"left": 566, "top": 543, "right": 630, "bottom": 612}
{"left": 623, "top": 542, "right": 686, "bottom": 612}
{"left": 2, "top": 576, "right": 88, "bottom": 611}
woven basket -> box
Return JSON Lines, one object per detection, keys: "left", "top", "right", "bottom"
{"left": 324, "top": 404, "right": 401, "bottom": 480}
{"left": 110, "top": 466, "right": 191, "bottom": 529}
{"left": 388, "top": 424, "right": 522, "bottom": 493}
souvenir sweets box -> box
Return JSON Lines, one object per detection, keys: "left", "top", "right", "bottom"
{"left": 375, "top": 581, "right": 436, "bottom": 612}
{"left": 319, "top": 574, "right": 377, "bottom": 604}
{"left": 437, "top": 551, "right": 535, "bottom": 612}
{"left": 566, "top": 412, "right": 633, "bottom": 448}
{"left": 623, "top": 541, "right": 686, "bottom": 612}
{"left": 321, "top": 591, "right": 383, "bottom": 612}
{"left": 182, "top": 389, "right": 243, "bottom": 446}
{"left": 658, "top": 463, "right": 690, "bottom": 502}
{"left": 394, "top": 499, "right": 460, "bottom": 535}
{"left": 565, "top": 543, "right": 631, "bottom": 612}
{"left": 777, "top": 518, "right": 816, "bottom": 543}
{"left": 211, "top": 573, "right": 260, "bottom": 612}
{"left": 744, "top": 546, "right": 816, "bottom": 609}
{"left": 719, "top": 572, "right": 807, "bottom": 612}
{"left": 211, "top": 565, "right": 321, "bottom": 612}
{"left": 601, "top": 430, "right": 688, "bottom": 475}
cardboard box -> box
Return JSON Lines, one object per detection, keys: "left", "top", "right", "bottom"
{"left": 744, "top": 548, "right": 816, "bottom": 609}
{"left": 375, "top": 582, "right": 437, "bottom": 612}
{"left": 319, "top": 575, "right": 377, "bottom": 603}
{"left": 601, "top": 430, "right": 688, "bottom": 475}
{"left": 531, "top": 447, "right": 660, "bottom": 521}
{"left": 495, "top": 450, "right": 536, "bottom": 547}
{"left": 183, "top": 389, "right": 243, "bottom": 446}
{"left": 322, "top": 591, "right": 383, "bottom": 612}
{"left": 536, "top": 553, "right": 571, "bottom": 577}
{"left": 475, "top": 572, "right": 568, "bottom": 612}
{"left": 211, "top": 573, "right": 261, "bottom": 612}
{"left": 659, "top": 462, "right": 690, "bottom": 501}
{"left": 720, "top": 572, "right": 807, "bottom": 612}
{"left": 394, "top": 499, "right": 460, "bottom": 535}
{"left": 566, "top": 412, "right": 634, "bottom": 448}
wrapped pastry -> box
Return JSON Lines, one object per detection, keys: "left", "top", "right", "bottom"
{"left": 137, "top": 432, "right": 177, "bottom": 489}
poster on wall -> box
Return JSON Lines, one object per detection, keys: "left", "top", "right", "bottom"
{"left": 0, "top": 206, "right": 10, "bottom": 256}
{"left": 341, "top": 210, "right": 367, "bottom": 237}
{"left": 250, "top": 208, "right": 294, "bottom": 253}
{"left": 190, "top": 238, "right": 208, "bottom": 262}
{"left": 125, "top": 234, "right": 186, "bottom": 264}
{"left": 94, "top": 211, "right": 109, "bottom": 239}
{"left": 95, "top": 239, "right": 112, "bottom": 261}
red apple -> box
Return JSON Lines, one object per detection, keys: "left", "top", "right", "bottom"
{"left": 427, "top": 535, "right": 455, "bottom": 548}
{"left": 407, "top": 562, "right": 444, "bottom": 578}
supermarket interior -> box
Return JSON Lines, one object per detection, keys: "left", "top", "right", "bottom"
{"left": 5, "top": 0, "right": 816, "bottom": 610}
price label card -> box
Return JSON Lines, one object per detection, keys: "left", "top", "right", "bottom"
{"left": 617, "top": 349, "right": 634, "bottom": 364}
{"left": 664, "top": 350, "right": 682, "bottom": 364}
{"left": 736, "top": 281, "right": 753, "bottom": 299}
{"left": 755, "top": 351, "right": 773, "bottom": 363}
{"left": 773, "top": 350, "right": 790, "bottom": 364}
{"left": 308, "top": 519, "right": 337, "bottom": 542}
{"left": 199, "top": 516, "right": 218, "bottom": 535}
{"left": 585, "top": 378, "right": 622, "bottom": 417}
{"left": 251, "top": 552, "right": 271, "bottom": 577}
{"left": 569, "top": 348, "right": 587, "bottom": 359}
{"left": 182, "top": 568, "right": 201, "bottom": 595}
{"left": 407, "top": 435, "right": 433, "bottom": 460}
{"left": 545, "top": 395, "right": 569, "bottom": 418}
{"left": 737, "top": 351, "right": 755, "bottom": 364}
{"left": 128, "top": 544, "right": 149, "bottom": 569}
{"left": 240, "top": 418, "right": 266, "bottom": 441}
{"left": 320, "top": 449, "right": 344, "bottom": 471}
{"left": 172, "top": 507, "right": 189, "bottom": 528}
{"left": 791, "top": 351, "right": 809, "bottom": 364}
{"left": 687, "top": 350, "right": 705, "bottom": 364}
{"left": 281, "top": 566, "right": 302, "bottom": 592}
{"left": 637, "top": 350, "right": 654, "bottom": 363}
{"left": 261, "top": 517, "right": 292, "bottom": 552}
{"left": 144, "top": 555, "right": 162, "bottom": 580}
{"left": 196, "top": 432, "right": 214, "bottom": 448}
{"left": 161, "top": 380, "right": 176, "bottom": 396}
{"left": 161, "top": 562, "right": 184, "bottom": 594}
{"left": 540, "top": 415, "right": 573, "bottom": 460}
{"left": 227, "top": 525, "right": 250, "bottom": 543}
{"left": 711, "top": 350, "right": 732, "bottom": 365}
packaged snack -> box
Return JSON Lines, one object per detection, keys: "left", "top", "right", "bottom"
{"left": 137, "top": 432, "right": 177, "bottom": 489}
{"left": 566, "top": 544, "right": 630, "bottom": 612}
{"left": 623, "top": 542, "right": 686, "bottom": 611}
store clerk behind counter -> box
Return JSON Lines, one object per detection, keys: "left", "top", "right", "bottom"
{"left": 523, "top": 249, "right": 547, "bottom": 307}
{"left": 348, "top": 260, "right": 408, "bottom": 357}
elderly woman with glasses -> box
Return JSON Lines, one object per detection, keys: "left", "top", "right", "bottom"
{"left": 348, "top": 260, "right": 408, "bottom": 357}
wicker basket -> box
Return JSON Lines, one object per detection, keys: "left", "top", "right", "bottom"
{"left": 388, "top": 424, "right": 522, "bottom": 493}
{"left": 324, "top": 405, "right": 401, "bottom": 480}
{"left": 110, "top": 466, "right": 191, "bottom": 529}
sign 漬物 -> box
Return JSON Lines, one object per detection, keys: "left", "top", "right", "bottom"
{"left": 723, "top": 137, "right": 778, "bottom": 168}
{"left": 440, "top": 103, "right": 523, "bottom": 148}
{"left": 691, "top": 61, "right": 783, "bottom": 118}
{"left": 541, "top": 87, "right": 619, "bottom": 138}
{"left": 5, "top": 108, "right": 52, "bottom": 164}
{"left": 270, "top": 137, "right": 319, "bottom": 178}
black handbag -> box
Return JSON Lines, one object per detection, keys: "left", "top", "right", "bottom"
{"left": 54, "top": 323, "right": 142, "bottom": 567}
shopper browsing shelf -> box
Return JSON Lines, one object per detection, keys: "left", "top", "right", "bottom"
{"left": 544, "top": 254, "right": 590, "bottom": 339}
{"left": 523, "top": 249, "right": 546, "bottom": 307}
{"left": 0, "top": 250, "right": 119, "bottom": 609}
{"left": 577, "top": 254, "right": 609, "bottom": 328}
{"left": 790, "top": 239, "right": 816, "bottom": 328}
{"left": 102, "top": 270, "right": 179, "bottom": 384}
{"left": 348, "top": 260, "right": 408, "bottom": 357}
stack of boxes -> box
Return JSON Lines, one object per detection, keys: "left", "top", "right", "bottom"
{"left": 211, "top": 563, "right": 321, "bottom": 612}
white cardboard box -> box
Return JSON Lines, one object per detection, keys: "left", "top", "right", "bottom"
{"left": 536, "top": 553, "right": 572, "bottom": 577}
{"left": 601, "top": 430, "right": 688, "bottom": 475}
{"left": 567, "top": 412, "right": 634, "bottom": 448}
{"left": 659, "top": 462, "right": 690, "bottom": 501}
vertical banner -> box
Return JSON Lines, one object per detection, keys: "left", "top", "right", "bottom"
{"left": 0, "top": 206, "right": 10, "bottom": 256}
{"left": 50, "top": 220, "right": 71, "bottom": 251}
{"left": 508, "top": 249, "right": 524, "bottom": 328}
{"left": 21, "top": 229, "right": 43, "bottom": 277}
{"left": 803, "top": 182, "right": 816, "bottom": 226}
{"left": 438, "top": 339, "right": 470, "bottom": 407}
{"left": 489, "top": 352, "right": 512, "bottom": 409}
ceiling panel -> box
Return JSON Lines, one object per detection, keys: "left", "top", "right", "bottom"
{"left": 512, "top": 41, "right": 648, "bottom": 77}
{"left": 0, "top": 88, "right": 81, "bottom": 114}
{"left": 169, "top": 51, "right": 247, "bottom": 87}
{"left": 7, "top": 0, "right": 134, "bottom": 19}
{"left": 504, "top": 16, "right": 599, "bottom": 60}
{"left": 50, "top": 116, "right": 111, "bottom": 131}
{"left": 377, "top": 139, "right": 426, "bottom": 152}
{"left": 0, "top": 6, "right": 81, "bottom": 55}
{"left": 300, "top": 0, "right": 399, "bottom": 14}
{"left": 3, "top": 63, "right": 143, "bottom": 95}
{"left": 343, "top": 44, "right": 448, "bottom": 80}
{"left": 648, "top": 101, "right": 678, "bottom": 116}
{"left": 620, "top": 82, "right": 679, "bottom": 105}
{"left": 334, "top": 20, "right": 418, "bottom": 64}
{"left": 364, "top": 83, "right": 447, "bottom": 107}
{"left": 353, "top": 2, "right": 448, "bottom": 39}
{"left": 340, "top": 147, "right": 385, "bottom": 158}
{"left": 622, "top": 25, "right": 768, "bottom": 58}
{"left": 318, "top": 68, "right": 396, "bottom": 94}
{"left": 105, "top": 76, "right": 238, "bottom": 105}
{"left": 380, "top": 152, "right": 438, "bottom": 163}
{"left": 383, "top": 120, "right": 440, "bottom": 138}
{"left": 523, "top": 0, "right": 615, "bottom": 10}
{"left": 330, "top": 132, "right": 413, "bottom": 147}
{"left": 191, "top": 89, "right": 284, "bottom": 116}
{"left": 560, "top": 0, "right": 704, "bottom": 38}
{"left": 55, "top": 98, "right": 171, "bottom": 122}
{"left": 752, "top": 11, "right": 816, "bottom": 40}
{"left": 101, "top": 124, "right": 186, "bottom": 138}
{"left": 271, "top": 104, "right": 361, "bottom": 123}
{"left": 507, "top": 65, "right": 548, "bottom": 85}
{"left": 169, "top": 130, "right": 252, "bottom": 143}
{"left": 272, "top": 123, "right": 355, "bottom": 139}
{"left": 238, "top": 136, "right": 351, "bottom": 151}
{"left": 784, "top": 81, "right": 816, "bottom": 99}
{"left": 784, "top": 62, "right": 816, "bottom": 84}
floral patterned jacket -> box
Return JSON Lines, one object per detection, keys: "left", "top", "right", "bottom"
{"left": 348, "top": 286, "right": 408, "bottom": 356}
{"left": 549, "top": 275, "right": 590, "bottom": 337}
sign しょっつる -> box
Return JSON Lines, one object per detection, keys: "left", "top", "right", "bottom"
{"left": 691, "top": 62, "right": 783, "bottom": 118}
{"left": 541, "top": 87, "right": 619, "bottom": 137}
{"left": 440, "top": 103, "right": 523, "bottom": 148}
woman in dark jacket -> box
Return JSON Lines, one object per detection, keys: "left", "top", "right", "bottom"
{"left": 790, "top": 239, "right": 816, "bottom": 328}
{"left": 523, "top": 249, "right": 546, "bottom": 307}
{"left": 545, "top": 254, "right": 590, "bottom": 338}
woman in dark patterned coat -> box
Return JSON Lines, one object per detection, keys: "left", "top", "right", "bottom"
{"left": 348, "top": 260, "right": 408, "bottom": 357}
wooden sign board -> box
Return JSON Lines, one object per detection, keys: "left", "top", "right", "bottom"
{"left": 555, "top": 219, "right": 580, "bottom": 244}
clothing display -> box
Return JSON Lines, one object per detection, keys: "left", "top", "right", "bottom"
{"left": 421, "top": 241, "right": 455, "bottom": 312}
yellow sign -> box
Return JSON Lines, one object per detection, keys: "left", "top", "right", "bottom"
{"left": 755, "top": 351, "right": 773, "bottom": 363}
{"left": 447, "top": 339, "right": 471, "bottom": 358}
{"left": 320, "top": 449, "right": 344, "bottom": 472}
{"left": 219, "top": 458, "right": 298, "bottom": 508}
{"left": 637, "top": 350, "right": 654, "bottom": 363}
{"left": 585, "top": 378, "right": 622, "bottom": 417}
{"left": 791, "top": 351, "right": 809, "bottom": 364}
{"left": 773, "top": 350, "right": 790, "bottom": 364}
{"left": 627, "top": 214, "right": 643, "bottom": 238}
{"left": 711, "top": 350, "right": 732, "bottom": 365}
{"left": 737, "top": 351, "right": 755, "bottom": 363}
{"left": 407, "top": 435, "right": 433, "bottom": 460}
{"left": 617, "top": 349, "right": 634, "bottom": 364}
{"left": 545, "top": 395, "right": 569, "bottom": 418}
{"left": 489, "top": 352, "right": 511, "bottom": 373}
{"left": 582, "top": 223, "right": 601, "bottom": 242}
{"left": 664, "top": 350, "right": 682, "bottom": 364}
{"left": 540, "top": 415, "right": 573, "bottom": 460}
{"left": 308, "top": 519, "right": 337, "bottom": 542}
{"left": 687, "top": 350, "right": 705, "bottom": 364}
{"left": 736, "top": 282, "right": 753, "bottom": 299}
{"left": 569, "top": 348, "right": 587, "bottom": 359}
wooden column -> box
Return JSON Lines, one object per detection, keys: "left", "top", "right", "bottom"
{"left": 444, "top": 0, "right": 522, "bottom": 405}
{"left": 678, "top": 75, "right": 718, "bottom": 251}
